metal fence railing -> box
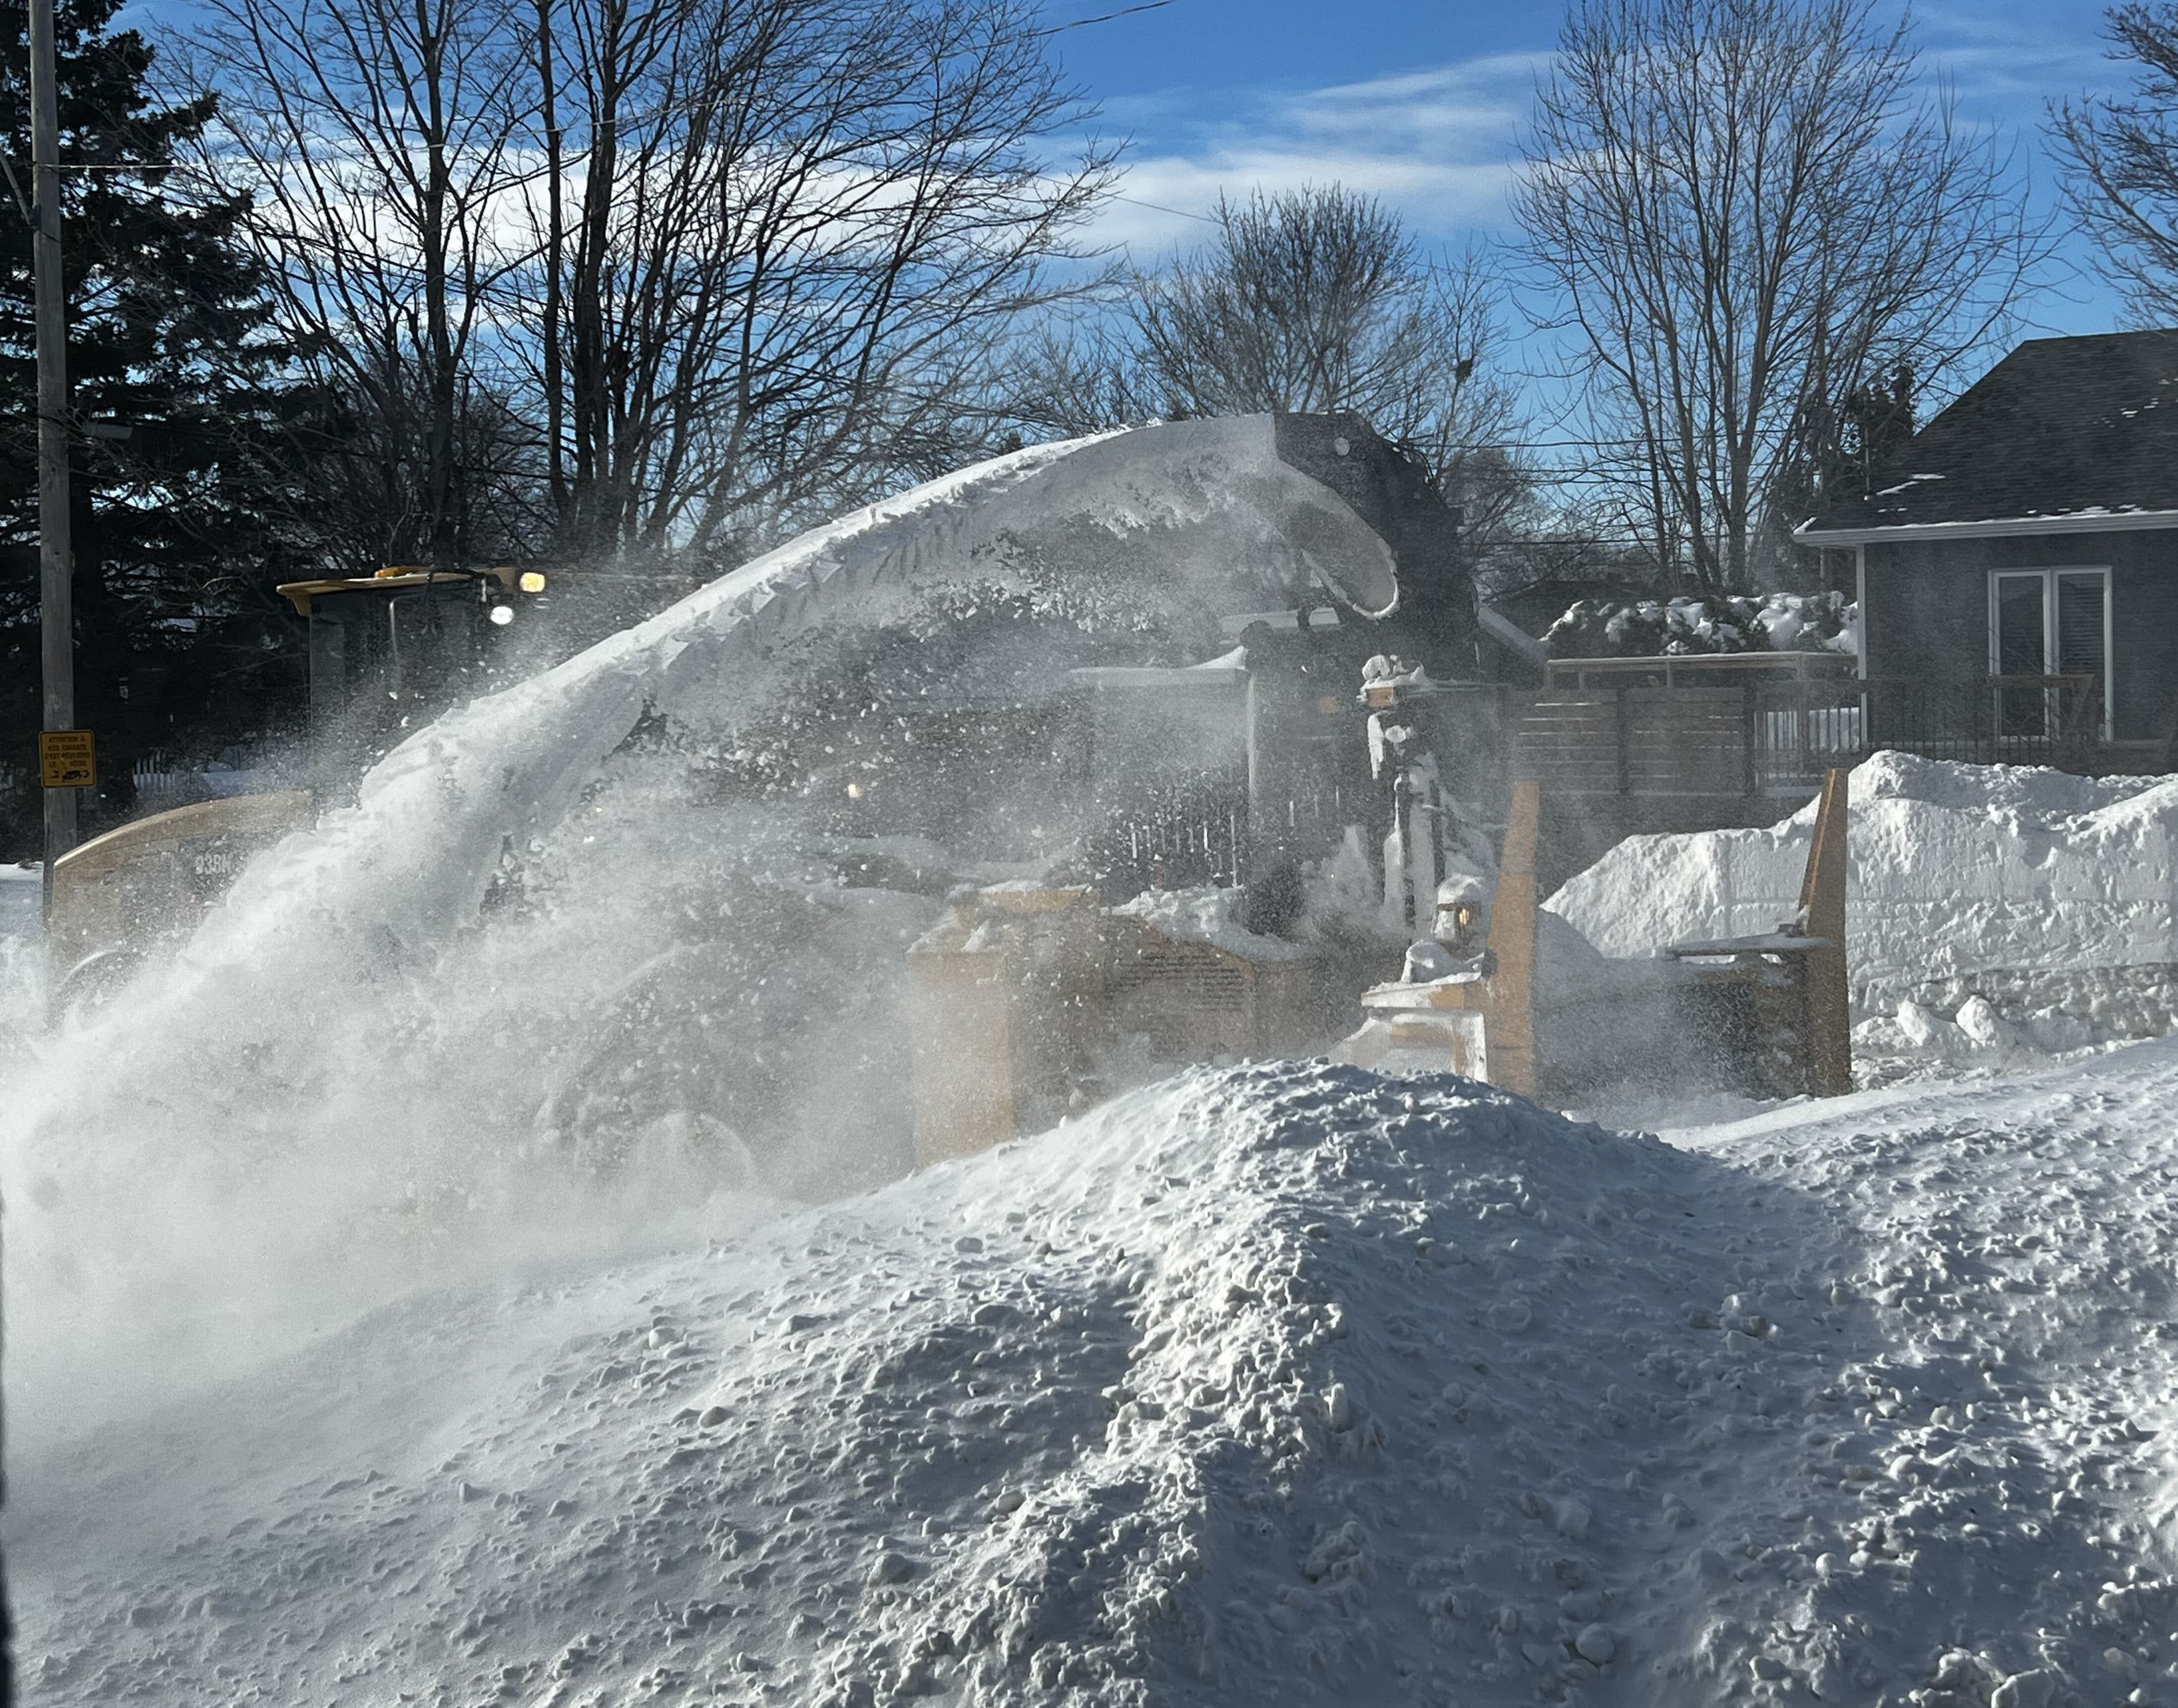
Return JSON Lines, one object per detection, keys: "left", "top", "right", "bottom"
{"left": 1082, "top": 772, "right": 1361, "bottom": 901}
{"left": 1084, "top": 775, "right": 1253, "bottom": 897}
{"left": 1756, "top": 675, "right": 2102, "bottom": 793}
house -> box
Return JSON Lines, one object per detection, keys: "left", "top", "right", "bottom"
{"left": 1797, "top": 329, "right": 2178, "bottom": 766}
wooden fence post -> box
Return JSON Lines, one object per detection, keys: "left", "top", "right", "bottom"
{"left": 1487, "top": 778, "right": 1541, "bottom": 1099}
{"left": 1800, "top": 766, "right": 1853, "bottom": 1096}
{"left": 1742, "top": 680, "right": 1760, "bottom": 799}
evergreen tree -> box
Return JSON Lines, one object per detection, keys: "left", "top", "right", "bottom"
{"left": 0, "top": 0, "right": 311, "bottom": 856}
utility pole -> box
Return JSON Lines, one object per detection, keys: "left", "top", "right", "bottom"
{"left": 31, "top": 0, "right": 75, "bottom": 917}
{"left": 15, "top": 2, "right": 65, "bottom": 1691}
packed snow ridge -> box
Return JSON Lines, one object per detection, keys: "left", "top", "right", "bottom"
{"left": 23, "top": 1048, "right": 2178, "bottom": 1707}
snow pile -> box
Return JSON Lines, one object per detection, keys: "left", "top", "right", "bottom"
{"left": 1112, "top": 884, "right": 1308, "bottom": 960}
{"left": 28, "top": 1052, "right": 2178, "bottom": 1706}
{"left": 1549, "top": 752, "right": 2178, "bottom": 1061}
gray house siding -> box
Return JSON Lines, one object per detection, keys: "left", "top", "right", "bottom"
{"left": 1861, "top": 529, "right": 2178, "bottom": 743}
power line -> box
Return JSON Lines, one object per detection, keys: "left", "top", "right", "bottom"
{"left": 1034, "top": 0, "right": 1180, "bottom": 35}
{"left": 1109, "top": 192, "right": 1218, "bottom": 226}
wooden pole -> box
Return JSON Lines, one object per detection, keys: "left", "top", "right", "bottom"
{"left": 1486, "top": 778, "right": 1541, "bottom": 1099}
{"left": 1800, "top": 766, "right": 1853, "bottom": 1096}
{"left": 32, "top": 0, "right": 75, "bottom": 917}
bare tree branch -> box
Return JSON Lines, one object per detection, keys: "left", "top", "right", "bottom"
{"left": 184, "top": 0, "right": 1118, "bottom": 598}
{"left": 1016, "top": 186, "right": 1529, "bottom": 539}
{"left": 1519, "top": 0, "right": 2046, "bottom": 592}
{"left": 189, "top": 0, "right": 545, "bottom": 568}
{"left": 513, "top": 0, "right": 1120, "bottom": 575}
{"left": 2050, "top": 4, "right": 2178, "bottom": 325}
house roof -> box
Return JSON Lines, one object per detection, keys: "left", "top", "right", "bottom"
{"left": 1798, "top": 329, "right": 2178, "bottom": 542}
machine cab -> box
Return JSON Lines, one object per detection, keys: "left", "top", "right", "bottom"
{"left": 277, "top": 565, "right": 547, "bottom": 765}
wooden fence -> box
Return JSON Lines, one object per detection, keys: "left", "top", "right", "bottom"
{"left": 1074, "top": 667, "right": 2113, "bottom": 899}
{"left": 1514, "top": 674, "right": 2105, "bottom": 805}
{"left": 1513, "top": 685, "right": 1756, "bottom": 802}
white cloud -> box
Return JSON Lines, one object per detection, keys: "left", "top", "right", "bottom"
{"left": 1074, "top": 17, "right": 2132, "bottom": 345}
{"left": 1082, "top": 9, "right": 2137, "bottom": 260}
{"left": 1083, "top": 53, "right": 1544, "bottom": 255}
{"left": 1914, "top": 4, "right": 2122, "bottom": 111}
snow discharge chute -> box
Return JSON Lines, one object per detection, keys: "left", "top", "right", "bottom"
{"left": 196, "top": 414, "right": 1445, "bottom": 962}
{"left": 0, "top": 412, "right": 1461, "bottom": 1431}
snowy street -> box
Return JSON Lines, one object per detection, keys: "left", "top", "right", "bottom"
{"left": 17, "top": 1045, "right": 2178, "bottom": 1706}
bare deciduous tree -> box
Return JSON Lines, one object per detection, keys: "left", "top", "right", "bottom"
{"left": 192, "top": 0, "right": 542, "bottom": 569}
{"left": 519, "top": 0, "right": 1116, "bottom": 570}
{"left": 1518, "top": 0, "right": 2042, "bottom": 592}
{"left": 2051, "top": 4, "right": 2178, "bottom": 325}
{"left": 1020, "top": 186, "right": 1527, "bottom": 544}
{"left": 189, "top": 0, "right": 1114, "bottom": 590}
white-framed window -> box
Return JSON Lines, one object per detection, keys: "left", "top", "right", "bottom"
{"left": 1987, "top": 566, "right": 2112, "bottom": 739}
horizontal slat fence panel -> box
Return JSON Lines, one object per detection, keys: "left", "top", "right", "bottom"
{"left": 1511, "top": 673, "right": 2107, "bottom": 805}
{"left": 1514, "top": 687, "right": 1752, "bottom": 799}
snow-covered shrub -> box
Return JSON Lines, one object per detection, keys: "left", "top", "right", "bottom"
{"left": 1543, "top": 589, "right": 1858, "bottom": 660}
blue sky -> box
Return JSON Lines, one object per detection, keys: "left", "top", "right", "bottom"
{"left": 1042, "top": 0, "right": 2140, "bottom": 341}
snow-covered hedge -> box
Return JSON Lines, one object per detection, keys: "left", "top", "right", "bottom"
{"left": 1543, "top": 590, "right": 1858, "bottom": 660}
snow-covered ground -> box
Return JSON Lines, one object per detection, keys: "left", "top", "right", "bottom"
{"left": 0, "top": 862, "right": 43, "bottom": 1061}
{"left": 0, "top": 859, "right": 38, "bottom": 942}
{"left": 20, "top": 1046, "right": 2178, "bottom": 1707}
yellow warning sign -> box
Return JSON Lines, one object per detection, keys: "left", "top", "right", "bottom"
{"left": 39, "top": 728, "right": 95, "bottom": 789}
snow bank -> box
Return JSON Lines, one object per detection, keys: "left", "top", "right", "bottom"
{"left": 29, "top": 1052, "right": 2178, "bottom": 1706}
{"left": 1548, "top": 752, "right": 2178, "bottom": 1054}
